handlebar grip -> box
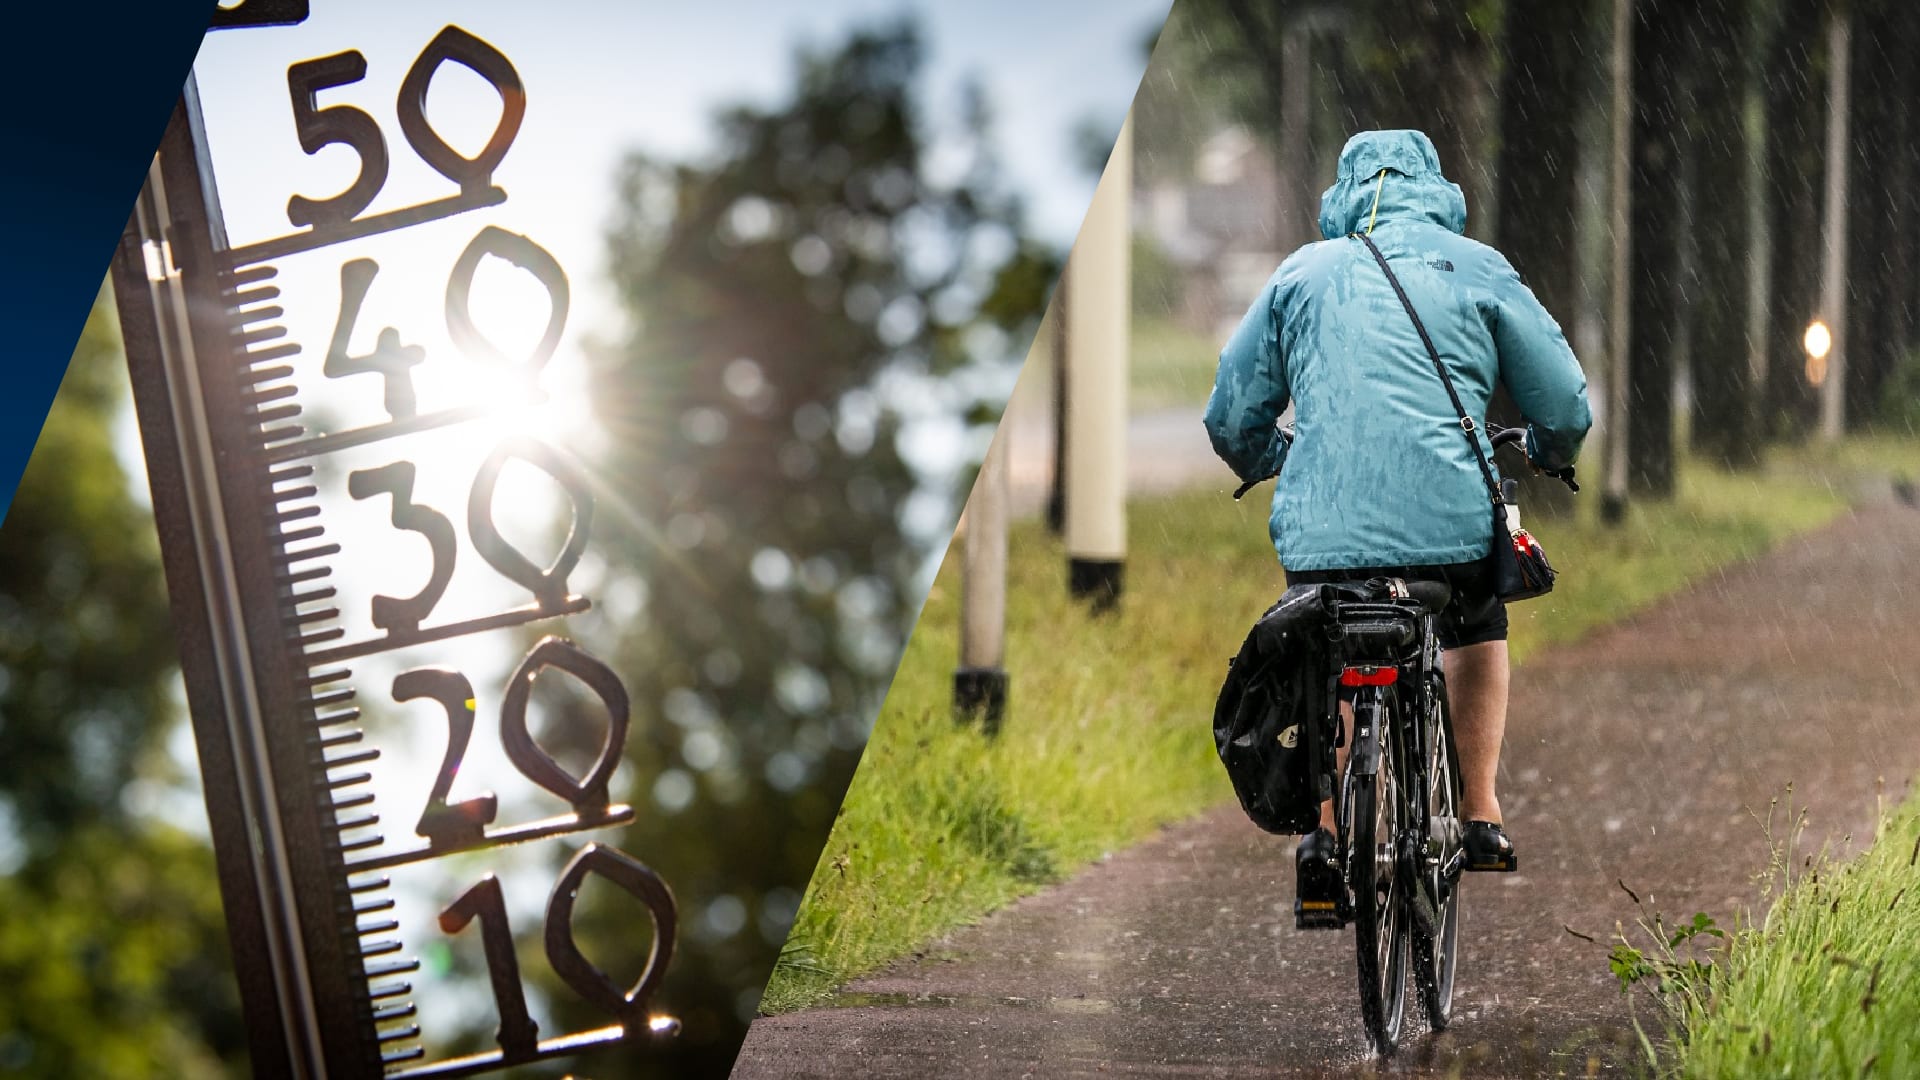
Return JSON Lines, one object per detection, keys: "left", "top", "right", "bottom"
{"left": 1232, "top": 475, "right": 1273, "bottom": 500}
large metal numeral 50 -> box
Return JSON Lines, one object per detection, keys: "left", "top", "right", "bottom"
{"left": 283, "top": 25, "right": 524, "bottom": 228}
{"left": 285, "top": 51, "right": 389, "bottom": 227}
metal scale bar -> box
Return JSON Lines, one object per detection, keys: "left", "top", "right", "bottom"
{"left": 110, "top": 78, "right": 387, "bottom": 1078}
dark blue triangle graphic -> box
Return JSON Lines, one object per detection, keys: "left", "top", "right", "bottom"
{"left": 0, "top": 3, "right": 217, "bottom": 525}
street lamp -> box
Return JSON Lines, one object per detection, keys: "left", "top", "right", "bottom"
{"left": 1804, "top": 318, "right": 1831, "bottom": 386}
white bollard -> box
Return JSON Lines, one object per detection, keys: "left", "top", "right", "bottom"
{"left": 955, "top": 431, "right": 1010, "bottom": 731}
{"left": 1065, "top": 111, "right": 1131, "bottom": 611}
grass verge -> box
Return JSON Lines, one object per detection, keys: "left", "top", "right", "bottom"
{"left": 759, "top": 436, "right": 1916, "bottom": 1014}
{"left": 1609, "top": 784, "right": 1920, "bottom": 1078}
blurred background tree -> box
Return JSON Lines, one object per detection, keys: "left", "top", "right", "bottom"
{"left": 553, "top": 20, "right": 1055, "bottom": 1076}
{"left": 0, "top": 294, "right": 244, "bottom": 1077}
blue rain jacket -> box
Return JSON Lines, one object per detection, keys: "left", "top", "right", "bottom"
{"left": 1204, "top": 129, "right": 1592, "bottom": 572}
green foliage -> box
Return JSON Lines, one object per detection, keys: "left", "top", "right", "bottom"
{"left": 0, "top": 826, "right": 241, "bottom": 1078}
{"left": 556, "top": 20, "right": 1050, "bottom": 1075}
{"left": 760, "top": 437, "right": 1910, "bottom": 1014}
{"left": 1607, "top": 912, "right": 1725, "bottom": 997}
{"left": 1593, "top": 782, "right": 1920, "bottom": 1079}
{"left": 0, "top": 293, "right": 244, "bottom": 1075}
{"left": 1875, "top": 346, "right": 1920, "bottom": 434}
{"left": 0, "top": 296, "right": 177, "bottom": 856}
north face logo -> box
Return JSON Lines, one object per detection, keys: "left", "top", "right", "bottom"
{"left": 1428, "top": 258, "right": 1455, "bottom": 272}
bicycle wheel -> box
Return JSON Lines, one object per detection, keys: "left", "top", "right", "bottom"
{"left": 1347, "top": 691, "right": 1409, "bottom": 1055}
{"left": 1412, "top": 672, "right": 1463, "bottom": 1030}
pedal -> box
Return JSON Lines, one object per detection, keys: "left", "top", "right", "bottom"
{"left": 1295, "top": 855, "right": 1346, "bottom": 930}
{"left": 1464, "top": 850, "right": 1517, "bottom": 873}
{"left": 1294, "top": 898, "right": 1345, "bottom": 930}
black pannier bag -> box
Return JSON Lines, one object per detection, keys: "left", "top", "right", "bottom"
{"left": 1212, "top": 584, "right": 1342, "bottom": 834}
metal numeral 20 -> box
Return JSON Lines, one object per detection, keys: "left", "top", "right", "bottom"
{"left": 400, "top": 636, "right": 629, "bottom": 847}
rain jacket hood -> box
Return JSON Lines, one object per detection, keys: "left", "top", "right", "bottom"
{"left": 1318, "top": 130, "right": 1468, "bottom": 239}
{"left": 1204, "top": 128, "right": 1592, "bottom": 572}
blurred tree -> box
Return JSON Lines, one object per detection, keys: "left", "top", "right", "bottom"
{"left": 1687, "top": 0, "right": 1764, "bottom": 468}
{"left": 1625, "top": 0, "right": 1693, "bottom": 497}
{"left": 555, "top": 21, "right": 1054, "bottom": 1077}
{"left": 1493, "top": 0, "right": 1594, "bottom": 511}
{"left": 0, "top": 294, "right": 243, "bottom": 1075}
{"left": 1333, "top": 0, "right": 1503, "bottom": 242}
{"left": 1846, "top": 0, "right": 1920, "bottom": 424}
{"left": 1762, "top": 0, "right": 1827, "bottom": 436}
{"left": 1495, "top": 0, "right": 1588, "bottom": 327}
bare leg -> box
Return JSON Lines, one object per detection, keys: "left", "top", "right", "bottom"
{"left": 1318, "top": 699, "right": 1353, "bottom": 831}
{"left": 1444, "top": 640, "right": 1510, "bottom": 825}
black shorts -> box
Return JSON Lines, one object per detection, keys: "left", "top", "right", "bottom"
{"left": 1283, "top": 560, "right": 1507, "bottom": 650}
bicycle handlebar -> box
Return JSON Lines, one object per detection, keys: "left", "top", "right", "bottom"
{"left": 1486, "top": 424, "right": 1580, "bottom": 492}
{"left": 1230, "top": 421, "right": 1579, "bottom": 498}
{"left": 1487, "top": 425, "right": 1526, "bottom": 450}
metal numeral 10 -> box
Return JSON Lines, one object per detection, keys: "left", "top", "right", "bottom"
{"left": 439, "top": 844, "right": 676, "bottom": 1064}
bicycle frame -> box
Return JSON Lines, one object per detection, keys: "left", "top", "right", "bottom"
{"left": 1329, "top": 601, "right": 1453, "bottom": 925}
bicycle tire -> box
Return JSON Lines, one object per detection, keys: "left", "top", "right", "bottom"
{"left": 1347, "top": 691, "right": 1409, "bottom": 1055}
{"left": 1412, "top": 672, "right": 1463, "bottom": 1030}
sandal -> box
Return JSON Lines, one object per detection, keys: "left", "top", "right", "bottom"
{"left": 1463, "top": 820, "right": 1517, "bottom": 872}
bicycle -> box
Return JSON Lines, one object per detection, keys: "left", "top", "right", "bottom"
{"left": 1244, "top": 423, "right": 1575, "bottom": 1055}
{"left": 1315, "top": 574, "right": 1460, "bottom": 1055}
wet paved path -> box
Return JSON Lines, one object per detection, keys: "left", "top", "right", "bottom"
{"left": 734, "top": 501, "right": 1920, "bottom": 1078}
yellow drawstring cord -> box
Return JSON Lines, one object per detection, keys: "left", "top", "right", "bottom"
{"left": 1366, "top": 168, "right": 1387, "bottom": 235}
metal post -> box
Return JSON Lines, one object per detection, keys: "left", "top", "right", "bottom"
{"left": 954, "top": 433, "right": 1010, "bottom": 732}
{"left": 1065, "top": 111, "right": 1131, "bottom": 610}
{"left": 1603, "top": 0, "right": 1633, "bottom": 525}
{"left": 1819, "top": 2, "right": 1852, "bottom": 443}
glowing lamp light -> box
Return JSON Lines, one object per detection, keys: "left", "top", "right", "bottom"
{"left": 1804, "top": 320, "right": 1832, "bottom": 360}
{"left": 1804, "top": 320, "right": 1832, "bottom": 386}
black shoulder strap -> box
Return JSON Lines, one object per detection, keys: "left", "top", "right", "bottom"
{"left": 1352, "top": 232, "right": 1501, "bottom": 507}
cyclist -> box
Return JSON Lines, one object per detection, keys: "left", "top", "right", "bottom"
{"left": 1203, "top": 129, "right": 1591, "bottom": 901}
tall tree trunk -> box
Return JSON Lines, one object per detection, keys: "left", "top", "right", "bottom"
{"left": 1764, "top": 0, "right": 1827, "bottom": 437}
{"left": 1493, "top": 0, "right": 1591, "bottom": 512}
{"left": 1626, "top": 0, "right": 1688, "bottom": 497}
{"left": 1602, "top": 0, "right": 1633, "bottom": 521}
{"left": 1845, "top": 0, "right": 1917, "bottom": 425}
{"left": 1686, "top": 0, "right": 1759, "bottom": 467}
{"left": 1350, "top": 0, "right": 1500, "bottom": 238}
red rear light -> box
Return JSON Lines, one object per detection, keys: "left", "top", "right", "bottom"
{"left": 1340, "top": 665, "right": 1398, "bottom": 687}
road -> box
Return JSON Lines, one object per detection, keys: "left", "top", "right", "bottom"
{"left": 1004, "top": 405, "right": 1225, "bottom": 517}
{"left": 734, "top": 498, "right": 1920, "bottom": 1078}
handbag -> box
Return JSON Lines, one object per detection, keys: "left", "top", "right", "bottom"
{"left": 1352, "top": 233, "right": 1556, "bottom": 603}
